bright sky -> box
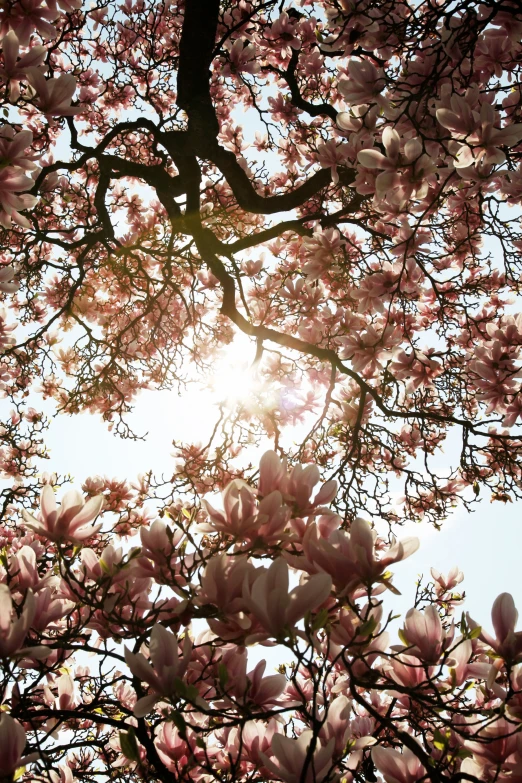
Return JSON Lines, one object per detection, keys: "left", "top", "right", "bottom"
{"left": 2, "top": 87, "right": 519, "bottom": 651}
{"left": 21, "top": 326, "right": 519, "bottom": 643}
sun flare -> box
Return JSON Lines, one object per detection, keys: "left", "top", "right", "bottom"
{"left": 207, "top": 352, "right": 260, "bottom": 407}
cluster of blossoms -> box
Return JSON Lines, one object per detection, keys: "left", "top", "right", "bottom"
{"left": 0, "top": 10, "right": 81, "bottom": 228}
{"left": 0, "top": 0, "right": 521, "bottom": 526}
{"left": 0, "top": 1, "right": 520, "bottom": 780}
{"left": 0, "top": 449, "right": 519, "bottom": 783}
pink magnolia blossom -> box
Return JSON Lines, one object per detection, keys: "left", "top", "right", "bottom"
{"left": 437, "top": 98, "right": 522, "bottom": 168}
{"left": 141, "top": 518, "right": 183, "bottom": 556}
{"left": 502, "top": 395, "right": 522, "bottom": 428}
{"left": 505, "top": 665, "right": 522, "bottom": 720}
{"left": 486, "top": 315, "right": 522, "bottom": 347}
{"left": 137, "top": 519, "right": 188, "bottom": 584}
{"left": 346, "top": 517, "right": 419, "bottom": 586}
{"left": 329, "top": 602, "right": 383, "bottom": 648}
{"left": 287, "top": 464, "right": 337, "bottom": 511}
{"left": 201, "top": 479, "right": 258, "bottom": 538}
{"left": 260, "top": 730, "right": 335, "bottom": 783}
{"left": 240, "top": 718, "right": 281, "bottom": 766}
{"left": 25, "top": 67, "right": 82, "bottom": 116}
{"left": 11, "top": 544, "right": 39, "bottom": 589}
{"left": 198, "top": 554, "right": 261, "bottom": 641}
{"left": 264, "top": 12, "right": 301, "bottom": 59}
{"left": 468, "top": 340, "right": 521, "bottom": 413}
{"left": 435, "top": 89, "right": 480, "bottom": 138}
{"left": 338, "top": 57, "right": 387, "bottom": 107}
{"left": 221, "top": 40, "right": 260, "bottom": 76}
{"left": 0, "top": 127, "right": 39, "bottom": 172}
{"left": 319, "top": 695, "right": 376, "bottom": 759}
{"left": 250, "top": 490, "right": 291, "bottom": 545}
{"left": 399, "top": 605, "right": 452, "bottom": 663}
{"left": 316, "top": 139, "right": 350, "bottom": 185}
{"left": 48, "top": 765, "right": 75, "bottom": 783}
{"left": 355, "top": 262, "right": 400, "bottom": 313}
{"left": 357, "top": 128, "right": 436, "bottom": 206}
{"left": 340, "top": 323, "right": 402, "bottom": 376}
{"left": 430, "top": 566, "right": 464, "bottom": 597}
{"left": 474, "top": 592, "right": 522, "bottom": 662}
{"left": 245, "top": 659, "right": 286, "bottom": 707}
{"left": 44, "top": 672, "right": 76, "bottom": 712}
{"left": 242, "top": 557, "right": 332, "bottom": 641}
{"left": 389, "top": 349, "right": 442, "bottom": 392}
{"left": 301, "top": 227, "right": 343, "bottom": 281}
{"left": 81, "top": 543, "right": 124, "bottom": 580}
{"left": 31, "top": 584, "right": 74, "bottom": 632}
{"left": 0, "top": 713, "right": 27, "bottom": 777}
{"left": 0, "top": 264, "right": 20, "bottom": 293}
{"left": 0, "top": 165, "right": 38, "bottom": 228}
{"left": 2, "top": 0, "right": 58, "bottom": 46}
{"left": 48, "top": 0, "right": 82, "bottom": 12}
{"left": 124, "top": 624, "right": 192, "bottom": 717}
{"left": 155, "top": 721, "right": 197, "bottom": 772}
{"left": 0, "top": 31, "right": 46, "bottom": 101}
{"left": 446, "top": 638, "right": 492, "bottom": 687}
{"left": 0, "top": 585, "right": 47, "bottom": 658}
{"left": 465, "top": 717, "right": 521, "bottom": 769}
{"left": 383, "top": 654, "right": 434, "bottom": 689}
{"left": 241, "top": 258, "right": 263, "bottom": 276}
{"left": 337, "top": 102, "right": 380, "bottom": 133}
{"left": 22, "top": 485, "right": 104, "bottom": 543}
{"left": 258, "top": 450, "right": 287, "bottom": 496}
{"left": 331, "top": 629, "right": 390, "bottom": 685}
{"left": 292, "top": 517, "right": 418, "bottom": 594}
{"left": 372, "top": 745, "right": 426, "bottom": 783}
{"left": 220, "top": 654, "right": 286, "bottom": 709}
{"left": 257, "top": 450, "right": 338, "bottom": 513}
{"left": 338, "top": 396, "right": 374, "bottom": 428}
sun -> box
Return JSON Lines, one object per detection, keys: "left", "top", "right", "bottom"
{"left": 207, "top": 348, "right": 260, "bottom": 407}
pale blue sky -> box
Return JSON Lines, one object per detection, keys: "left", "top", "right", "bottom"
{"left": 27, "top": 350, "right": 521, "bottom": 642}
{"left": 4, "top": 70, "right": 520, "bottom": 646}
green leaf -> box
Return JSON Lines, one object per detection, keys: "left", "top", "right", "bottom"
{"left": 468, "top": 626, "right": 482, "bottom": 640}
{"left": 218, "top": 662, "right": 229, "bottom": 689}
{"left": 173, "top": 678, "right": 188, "bottom": 699}
{"left": 311, "top": 608, "right": 329, "bottom": 632}
{"left": 433, "top": 728, "right": 449, "bottom": 747}
{"left": 173, "top": 677, "right": 199, "bottom": 702}
{"left": 380, "top": 576, "right": 401, "bottom": 595}
{"left": 119, "top": 730, "right": 139, "bottom": 762}
{"left": 456, "top": 748, "right": 473, "bottom": 759}
{"left": 186, "top": 683, "right": 200, "bottom": 701}
{"left": 358, "top": 616, "right": 378, "bottom": 637}
{"left": 398, "top": 628, "right": 409, "bottom": 646}
{"left": 99, "top": 557, "right": 111, "bottom": 574}
{"left": 169, "top": 710, "right": 187, "bottom": 737}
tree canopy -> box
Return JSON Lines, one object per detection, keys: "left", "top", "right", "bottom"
{"left": 0, "top": 0, "right": 522, "bottom": 781}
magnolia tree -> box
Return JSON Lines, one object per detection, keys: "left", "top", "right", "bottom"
{"left": 1, "top": 0, "right": 522, "bottom": 781}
